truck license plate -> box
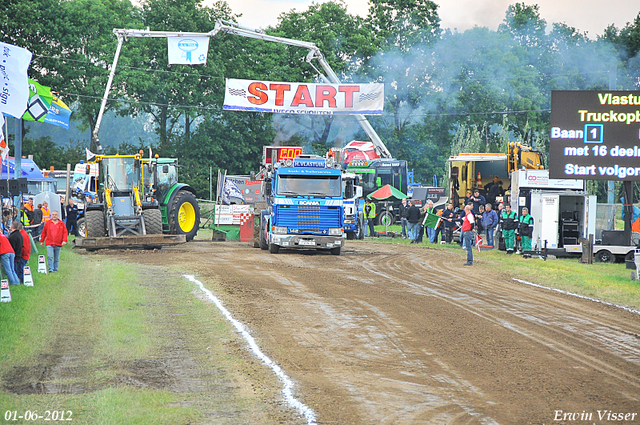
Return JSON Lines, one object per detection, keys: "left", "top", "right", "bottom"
{"left": 299, "top": 240, "right": 315, "bottom": 246}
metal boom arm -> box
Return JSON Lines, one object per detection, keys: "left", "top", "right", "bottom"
{"left": 93, "top": 21, "right": 391, "bottom": 158}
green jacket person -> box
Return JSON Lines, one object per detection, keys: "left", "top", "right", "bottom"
{"left": 500, "top": 204, "right": 518, "bottom": 254}
{"left": 518, "top": 207, "right": 534, "bottom": 252}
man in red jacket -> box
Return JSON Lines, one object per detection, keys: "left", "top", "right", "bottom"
{"left": 40, "top": 210, "right": 68, "bottom": 273}
{"left": 19, "top": 222, "right": 31, "bottom": 283}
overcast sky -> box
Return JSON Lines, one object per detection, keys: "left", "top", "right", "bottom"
{"left": 216, "top": 0, "right": 639, "bottom": 39}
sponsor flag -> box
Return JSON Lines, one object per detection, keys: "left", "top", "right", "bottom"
{"left": 222, "top": 177, "right": 244, "bottom": 205}
{"left": 422, "top": 211, "right": 441, "bottom": 229}
{"left": 44, "top": 95, "right": 72, "bottom": 129}
{"left": 86, "top": 148, "right": 96, "bottom": 161}
{"left": 224, "top": 78, "right": 384, "bottom": 115}
{"left": 167, "top": 36, "right": 209, "bottom": 65}
{"left": 22, "top": 79, "right": 53, "bottom": 122}
{"left": 0, "top": 41, "right": 32, "bottom": 118}
{"left": 0, "top": 114, "right": 7, "bottom": 161}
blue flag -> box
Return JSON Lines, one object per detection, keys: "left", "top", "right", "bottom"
{"left": 44, "top": 96, "right": 72, "bottom": 129}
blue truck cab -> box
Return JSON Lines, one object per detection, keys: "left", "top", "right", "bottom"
{"left": 260, "top": 155, "right": 345, "bottom": 255}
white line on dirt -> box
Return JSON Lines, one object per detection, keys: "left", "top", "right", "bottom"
{"left": 513, "top": 278, "right": 640, "bottom": 316}
{"left": 183, "top": 275, "right": 317, "bottom": 425}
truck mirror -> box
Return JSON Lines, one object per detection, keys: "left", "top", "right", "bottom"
{"left": 250, "top": 171, "right": 255, "bottom": 180}
{"left": 355, "top": 186, "right": 363, "bottom": 198}
{"left": 376, "top": 177, "right": 382, "bottom": 187}
{"left": 163, "top": 165, "right": 169, "bottom": 173}
{"left": 86, "top": 165, "right": 90, "bottom": 175}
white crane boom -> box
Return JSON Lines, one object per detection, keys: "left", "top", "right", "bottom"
{"left": 92, "top": 21, "right": 391, "bottom": 159}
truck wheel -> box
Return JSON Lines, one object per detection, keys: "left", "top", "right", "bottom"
{"left": 268, "top": 241, "right": 280, "bottom": 254}
{"left": 595, "top": 249, "right": 615, "bottom": 263}
{"left": 169, "top": 190, "right": 200, "bottom": 241}
{"left": 85, "top": 210, "right": 106, "bottom": 238}
{"left": 378, "top": 211, "right": 393, "bottom": 226}
{"left": 77, "top": 218, "right": 86, "bottom": 238}
{"left": 144, "top": 208, "right": 163, "bottom": 235}
{"left": 330, "top": 246, "right": 341, "bottom": 256}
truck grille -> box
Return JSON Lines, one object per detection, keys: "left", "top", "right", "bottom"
{"left": 276, "top": 205, "right": 341, "bottom": 232}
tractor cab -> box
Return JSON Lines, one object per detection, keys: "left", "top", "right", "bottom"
{"left": 140, "top": 157, "right": 200, "bottom": 241}
{"left": 143, "top": 158, "right": 178, "bottom": 202}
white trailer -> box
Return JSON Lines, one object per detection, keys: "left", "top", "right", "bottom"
{"left": 515, "top": 170, "right": 634, "bottom": 262}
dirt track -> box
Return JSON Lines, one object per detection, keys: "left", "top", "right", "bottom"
{"left": 107, "top": 240, "right": 640, "bottom": 424}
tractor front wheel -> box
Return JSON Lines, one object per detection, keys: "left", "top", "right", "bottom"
{"left": 144, "top": 208, "right": 163, "bottom": 235}
{"left": 85, "top": 210, "right": 106, "bottom": 238}
{"left": 169, "top": 190, "right": 200, "bottom": 241}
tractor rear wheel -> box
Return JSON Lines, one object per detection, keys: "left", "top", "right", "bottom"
{"left": 85, "top": 210, "right": 106, "bottom": 238}
{"left": 144, "top": 208, "right": 163, "bottom": 235}
{"left": 168, "top": 190, "right": 200, "bottom": 241}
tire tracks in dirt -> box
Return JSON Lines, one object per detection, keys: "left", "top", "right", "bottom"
{"left": 110, "top": 241, "right": 640, "bottom": 424}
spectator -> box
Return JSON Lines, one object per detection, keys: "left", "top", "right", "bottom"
{"left": 481, "top": 203, "right": 499, "bottom": 248}
{"left": 59, "top": 196, "right": 66, "bottom": 221}
{"left": 41, "top": 201, "right": 51, "bottom": 223}
{"left": 484, "top": 176, "right": 499, "bottom": 196}
{"left": 464, "top": 190, "right": 473, "bottom": 207}
{"left": 18, "top": 222, "right": 31, "bottom": 284}
{"left": 441, "top": 202, "right": 456, "bottom": 244}
{"left": 433, "top": 207, "right": 444, "bottom": 244}
{"left": 20, "top": 202, "right": 32, "bottom": 227}
{"left": 0, "top": 232, "right": 19, "bottom": 285}
{"left": 469, "top": 189, "right": 486, "bottom": 214}
{"left": 518, "top": 207, "right": 534, "bottom": 253}
{"left": 422, "top": 200, "right": 437, "bottom": 243}
{"left": 461, "top": 204, "right": 475, "bottom": 266}
{"left": 24, "top": 198, "right": 34, "bottom": 212}
{"left": 8, "top": 220, "right": 23, "bottom": 283}
{"left": 364, "top": 198, "right": 376, "bottom": 237}
{"left": 407, "top": 200, "right": 422, "bottom": 244}
{"left": 500, "top": 204, "right": 518, "bottom": 254}
{"left": 476, "top": 204, "right": 485, "bottom": 237}
{"left": 65, "top": 199, "right": 80, "bottom": 236}
{"left": 399, "top": 198, "right": 409, "bottom": 239}
{"left": 487, "top": 179, "right": 505, "bottom": 205}
{"left": 31, "top": 203, "right": 43, "bottom": 238}
{"left": 40, "top": 210, "right": 68, "bottom": 273}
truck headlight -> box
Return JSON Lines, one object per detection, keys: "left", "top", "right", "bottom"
{"left": 272, "top": 226, "right": 288, "bottom": 234}
{"left": 328, "top": 228, "right": 343, "bottom": 236}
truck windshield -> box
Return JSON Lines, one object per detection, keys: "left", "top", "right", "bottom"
{"left": 277, "top": 175, "right": 341, "bottom": 197}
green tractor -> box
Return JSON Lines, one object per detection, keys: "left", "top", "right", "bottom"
{"left": 142, "top": 157, "right": 200, "bottom": 241}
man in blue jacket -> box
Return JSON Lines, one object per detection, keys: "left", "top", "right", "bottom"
{"left": 481, "top": 203, "right": 499, "bottom": 248}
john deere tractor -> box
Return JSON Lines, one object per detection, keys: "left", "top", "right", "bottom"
{"left": 84, "top": 153, "right": 163, "bottom": 238}
{"left": 142, "top": 157, "right": 200, "bottom": 241}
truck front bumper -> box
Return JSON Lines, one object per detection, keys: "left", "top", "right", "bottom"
{"left": 270, "top": 234, "right": 343, "bottom": 249}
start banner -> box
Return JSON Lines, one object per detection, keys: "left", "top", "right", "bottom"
{"left": 223, "top": 79, "right": 384, "bottom": 115}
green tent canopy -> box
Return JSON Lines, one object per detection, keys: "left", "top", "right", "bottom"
{"left": 367, "top": 184, "right": 407, "bottom": 201}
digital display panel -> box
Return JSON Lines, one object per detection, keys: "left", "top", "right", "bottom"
{"left": 263, "top": 146, "right": 303, "bottom": 164}
{"left": 549, "top": 90, "right": 640, "bottom": 181}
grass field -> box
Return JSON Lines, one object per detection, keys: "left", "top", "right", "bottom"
{"left": 368, "top": 224, "right": 640, "bottom": 310}
{"left": 0, "top": 241, "right": 280, "bottom": 425}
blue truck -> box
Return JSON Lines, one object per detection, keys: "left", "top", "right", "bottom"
{"left": 258, "top": 154, "right": 345, "bottom": 255}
